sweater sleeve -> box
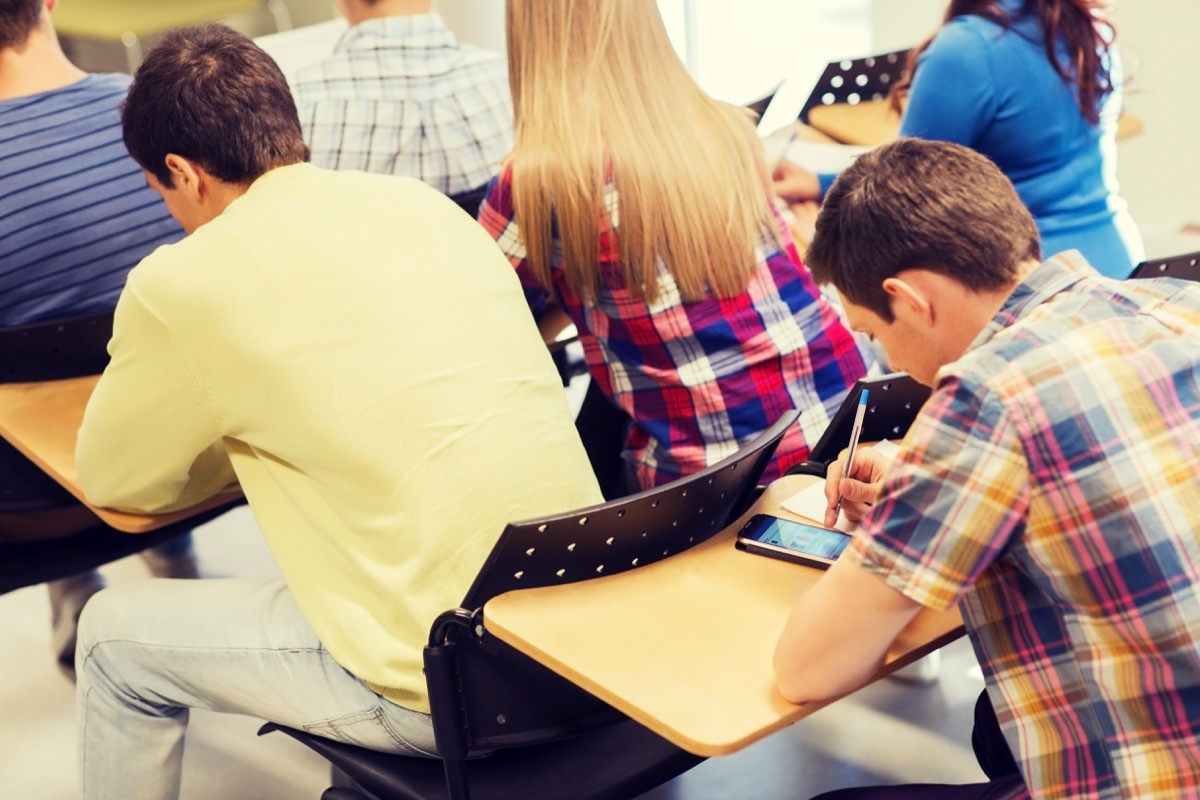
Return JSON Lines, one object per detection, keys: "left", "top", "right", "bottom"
{"left": 76, "top": 268, "right": 236, "bottom": 514}
{"left": 898, "top": 20, "right": 999, "bottom": 147}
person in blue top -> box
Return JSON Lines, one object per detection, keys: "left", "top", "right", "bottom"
{"left": 775, "top": 0, "right": 1144, "bottom": 279}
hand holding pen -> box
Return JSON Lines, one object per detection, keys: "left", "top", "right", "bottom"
{"left": 830, "top": 390, "right": 868, "bottom": 527}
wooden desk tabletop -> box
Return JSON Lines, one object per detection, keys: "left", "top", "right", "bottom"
{"left": 0, "top": 377, "right": 241, "bottom": 533}
{"left": 484, "top": 475, "right": 965, "bottom": 757}
{"left": 808, "top": 99, "right": 1145, "bottom": 147}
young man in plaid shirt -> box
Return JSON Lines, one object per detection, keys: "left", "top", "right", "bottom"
{"left": 775, "top": 138, "right": 1200, "bottom": 799}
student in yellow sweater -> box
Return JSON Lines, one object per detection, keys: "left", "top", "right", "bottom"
{"left": 72, "top": 25, "right": 601, "bottom": 800}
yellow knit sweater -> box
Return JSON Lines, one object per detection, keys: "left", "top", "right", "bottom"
{"left": 77, "top": 163, "right": 602, "bottom": 712}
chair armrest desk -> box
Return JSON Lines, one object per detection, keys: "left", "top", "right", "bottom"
{"left": 484, "top": 475, "right": 964, "bottom": 757}
{"left": 0, "top": 376, "right": 241, "bottom": 533}
{"left": 807, "top": 99, "right": 1143, "bottom": 147}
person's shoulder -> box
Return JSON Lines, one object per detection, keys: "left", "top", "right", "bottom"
{"left": 83, "top": 72, "right": 133, "bottom": 91}
{"left": 58, "top": 72, "right": 133, "bottom": 104}
{"left": 290, "top": 53, "right": 344, "bottom": 93}
{"left": 928, "top": 14, "right": 1000, "bottom": 57}
{"left": 309, "top": 167, "right": 459, "bottom": 211}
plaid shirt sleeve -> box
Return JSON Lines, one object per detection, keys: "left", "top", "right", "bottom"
{"left": 478, "top": 167, "right": 551, "bottom": 320}
{"left": 847, "top": 374, "right": 1032, "bottom": 611}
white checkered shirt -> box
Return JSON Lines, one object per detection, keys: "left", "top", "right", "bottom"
{"left": 291, "top": 14, "right": 512, "bottom": 196}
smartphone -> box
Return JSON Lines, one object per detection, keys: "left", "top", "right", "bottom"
{"left": 735, "top": 514, "right": 852, "bottom": 569}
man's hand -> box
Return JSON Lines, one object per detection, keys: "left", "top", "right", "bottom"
{"left": 772, "top": 159, "right": 821, "bottom": 202}
{"left": 824, "top": 448, "right": 892, "bottom": 528}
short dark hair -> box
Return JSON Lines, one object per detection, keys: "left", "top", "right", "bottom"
{"left": 806, "top": 138, "right": 1040, "bottom": 321}
{"left": 121, "top": 24, "right": 309, "bottom": 187}
{"left": 0, "top": 0, "right": 42, "bottom": 50}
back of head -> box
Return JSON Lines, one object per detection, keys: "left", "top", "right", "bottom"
{"left": 122, "top": 24, "right": 309, "bottom": 187}
{"left": 806, "top": 138, "right": 1040, "bottom": 321}
{"left": 0, "top": 0, "right": 42, "bottom": 50}
{"left": 505, "top": 0, "right": 777, "bottom": 304}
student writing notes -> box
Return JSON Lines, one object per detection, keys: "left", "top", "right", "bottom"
{"left": 776, "top": 138, "right": 1200, "bottom": 800}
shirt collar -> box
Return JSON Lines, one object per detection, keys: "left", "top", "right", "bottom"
{"left": 335, "top": 13, "right": 456, "bottom": 52}
{"left": 964, "top": 250, "right": 1098, "bottom": 355}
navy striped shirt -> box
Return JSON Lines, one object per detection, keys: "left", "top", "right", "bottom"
{"left": 0, "top": 73, "right": 182, "bottom": 326}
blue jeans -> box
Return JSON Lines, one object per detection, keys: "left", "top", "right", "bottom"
{"left": 76, "top": 577, "right": 437, "bottom": 800}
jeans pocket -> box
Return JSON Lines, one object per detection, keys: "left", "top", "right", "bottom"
{"left": 302, "top": 706, "right": 437, "bottom": 758}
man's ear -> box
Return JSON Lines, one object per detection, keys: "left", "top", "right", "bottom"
{"left": 881, "top": 276, "right": 934, "bottom": 328}
{"left": 163, "top": 154, "right": 204, "bottom": 199}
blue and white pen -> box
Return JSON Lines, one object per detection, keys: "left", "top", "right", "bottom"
{"left": 832, "top": 389, "right": 869, "bottom": 526}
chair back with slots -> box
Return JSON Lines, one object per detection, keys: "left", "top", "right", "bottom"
{"left": 1127, "top": 250, "right": 1200, "bottom": 282}
{"left": 261, "top": 410, "right": 800, "bottom": 800}
{"left": 798, "top": 48, "right": 911, "bottom": 123}
{"left": 788, "top": 373, "right": 929, "bottom": 478}
{"left": 0, "top": 310, "right": 112, "bottom": 384}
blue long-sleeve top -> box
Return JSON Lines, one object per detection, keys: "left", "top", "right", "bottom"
{"left": 822, "top": 1, "right": 1144, "bottom": 278}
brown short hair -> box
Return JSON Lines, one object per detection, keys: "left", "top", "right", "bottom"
{"left": 806, "top": 138, "right": 1040, "bottom": 321}
{"left": 121, "top": 24, "right": 308, "bottom": 187}
{"left": 0, "top": 0, "right": 42, "bottom": 49}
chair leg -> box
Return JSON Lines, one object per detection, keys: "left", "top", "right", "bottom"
{"left": 326, "top": 765, "right": 375, "bottom": 799}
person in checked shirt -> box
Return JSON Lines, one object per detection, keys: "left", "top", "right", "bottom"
{"left": 480, "top": 0, "right": 876, "bottom": 494}
{"left": 291, "top": 0, "right": 511, "bottom": 197}
{"left": 775, "top": 137, "right": 1200, "bottom": 800}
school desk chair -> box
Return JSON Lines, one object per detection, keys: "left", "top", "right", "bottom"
{"left": 1127, "top": 249, "right": 1200, "bottom": 282}
{"left": 797, "top": 48, "right": 912, "bottom": 125}
{"left": 786, "top": 371, "right": 930, "bottom": 479}
{"left": 52, "top": 0, "right": 293, "bottom": 72}
{"left": 0, "top": 311, "right": 240, "bottom": 596}
{"left": 259, "top": 409, "right": 801, "bottom": 800}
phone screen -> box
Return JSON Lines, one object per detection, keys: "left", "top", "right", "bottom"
{"left": 736, "top": 514, "right": 852, "bottom": 567}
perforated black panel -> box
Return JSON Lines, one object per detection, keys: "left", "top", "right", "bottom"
{"left": 462, "top": 410, "right": 800, "bottom": 609}
{"left": 805, "top": 373, "right": 930, "bottom": 467}
{"left": 1128, "top": 250, "right": 1200, "bottom": 283}
{"left": 0, "top": 311, "right": 113, "bottom": 383}
{"left": 798, "top": 48, "right": 911, "bottom": 123}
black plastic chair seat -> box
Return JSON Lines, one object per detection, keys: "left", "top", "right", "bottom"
{"left": 260, "top": 718, "right": 704, "bottom": 800}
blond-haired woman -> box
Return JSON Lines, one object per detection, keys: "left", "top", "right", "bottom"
{"left": 480, "top": 0, "right": 876, "bottom": 492}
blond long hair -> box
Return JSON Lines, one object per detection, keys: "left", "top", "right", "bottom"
{"left": 506, "top": 0, "right": 781, "bottom": 304}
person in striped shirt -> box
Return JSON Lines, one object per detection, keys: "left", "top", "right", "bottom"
{"left": 775, "top": 138, "right": 1200, "bottom": 799}
{"left": 480, "top": 0, "right": 876, "bottom": 495}
{"left": 0, "top": 0, "right": 195, "bottom": 673}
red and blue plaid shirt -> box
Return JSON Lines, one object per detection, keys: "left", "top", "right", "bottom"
{"left": 850, "top": 252, "right": 1200, "bottom": 799}
{"left": 480, "top": 165, "right": 876, "bottom": 489}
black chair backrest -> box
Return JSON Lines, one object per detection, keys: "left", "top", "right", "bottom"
{"left": 0, "top": 311, "right": 114, "bottom": 513}
{"left": 449, "top": 183, "right": 490, "bottom": 219}
{"left": 798, "top": 48, "right": 911, "bottom": 123}
{"left": 463, "top": 409, "right": 800, "bottom": 609}
{"left": 427, "top": 410, "right": 800, "bottom": 755}
{"left": 744, "top": 84, "right": 779, "bottom": 120}
{"left": 1127, "top": 250, "right": 1200, "bottom": 282}
{"left": 806, "top": 372, "right": 930, "bottom": 467}
{"left": 0, "top": 310, "right": 113, "bottom": 384}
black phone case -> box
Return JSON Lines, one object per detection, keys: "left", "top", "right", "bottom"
{"left": 734, "top": 538, "right": 834, "bottom": 570}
